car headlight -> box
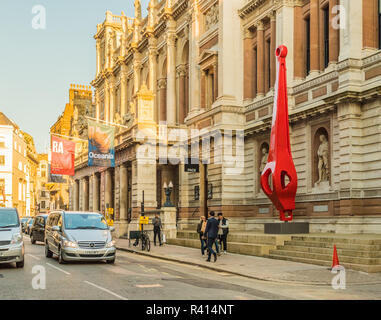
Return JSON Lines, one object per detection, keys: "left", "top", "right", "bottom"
{"left": 106, "top": 240, "right": 116, "bottom": 248}
{"left": 63, "top": 240, "right": 78, "bottom": 248}
{"left": 11, "top": 233, "right": 22, "bottom": 244}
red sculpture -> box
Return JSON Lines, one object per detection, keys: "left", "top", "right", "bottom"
{"left": 260, "top": 45, "right": 297, "bottom": 222}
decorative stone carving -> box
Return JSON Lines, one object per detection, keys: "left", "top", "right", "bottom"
{"left": 204, "top": 3, "right": 219, "bottom": 32}
{"left": 317, "top": 134, "right": 329, "bottom": 184}
{"left": 114, "top": 112, "right": 122, "bottom": 133}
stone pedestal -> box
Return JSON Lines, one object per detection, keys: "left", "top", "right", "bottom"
{"left": 114, "top": 220, "right": 129, "bottom": 239}
{"left": 264, "top": 222, "right": 310, "bottom": 234}
{"left": 161, "top": 207, "right": 177, "bottom": 241}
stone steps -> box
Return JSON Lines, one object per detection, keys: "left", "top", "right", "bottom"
{"left": 277, "top": 244, "right": 381, "bottom": 258}
{"left": 167, "top": 238, "right": 275, "bottom": 256}
{"left": 268, "top": 234, "right": 381, "bottom": 273}
{"left": 267, "top": 253, "right": 381, "bottom": 273}
{"left": 176, "top": 230, "right": 291, "bottom": 246}
{"left": 284, "top": 240, "right": 381, "bottom": 251}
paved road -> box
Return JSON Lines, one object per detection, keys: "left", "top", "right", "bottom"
{"left": 0, "top": 236, "right": 380, "bottom": 300}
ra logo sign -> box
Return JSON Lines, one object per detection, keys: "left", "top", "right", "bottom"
{"left": 52, "top": 141, "right": 64, "bottom": 154}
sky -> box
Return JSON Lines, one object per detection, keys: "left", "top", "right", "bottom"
{"left": 0, "top": 0, "right": 149, "bottom": 153}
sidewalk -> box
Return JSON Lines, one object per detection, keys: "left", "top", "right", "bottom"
{"left": 115, "top": 239, "right": 381, "bottom": 286}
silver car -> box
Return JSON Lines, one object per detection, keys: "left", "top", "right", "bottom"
{"left": 0, "top": 208, "right": 25, "bottom": 268}
{"left": 45, "top": 211, "right": 116, "bottom": 264}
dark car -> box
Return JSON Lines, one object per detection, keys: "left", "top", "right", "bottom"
{"left": 30, "top": 215, "right": 48, "bottom": 244}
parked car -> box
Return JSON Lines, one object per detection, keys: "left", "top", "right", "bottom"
{"left": 26, "top": 218, "right": 34, "bottom": 235}
{"left": 45, "top": 211, "right": 116, "bottom": 264}
{"left": 30, "top": 215, "right": 48, "bottom": 244}
{"left": 0, "top": 208, "right": 25, "bottom": 268}
{"left": 20, "top": 217, "right": 29, "bottom": 233}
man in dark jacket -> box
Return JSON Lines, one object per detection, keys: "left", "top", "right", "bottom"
{"left": 204, "top": 211, "right": 219, "bottom": 262}
{"left": 152, "top": 213, "right": 162, "bottom": 246}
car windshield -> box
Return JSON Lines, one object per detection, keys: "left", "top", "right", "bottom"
{"left": 64, "top": 213, "right": 108, "bottom": 230}
{"left": 20, "top": 218, "right": 29, "bottom": 223}
{"left": 0, "top": 210, "right": 19, "bottom": 228}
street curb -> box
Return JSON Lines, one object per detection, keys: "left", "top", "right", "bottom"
{"left": 116, "top": 245, "right": 336, "bottom": 286}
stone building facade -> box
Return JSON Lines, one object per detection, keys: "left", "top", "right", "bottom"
{"left": 70, "top": 0, "right": 381, "bottom": 236}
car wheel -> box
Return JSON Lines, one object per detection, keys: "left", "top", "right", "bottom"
{"left": 45, "top": 241, "right": 53, "bottom": 258}
{"left": 106, "top": 257, "right": 115, "bottom": 264}
{"left": 58, "top": 246, "right": 65, "bottom": 264}
{"left": 30, "top": 233, "right": 36, "bottom": 244}
{"left": 16, "top": 260, "right": 24, "bottom": 268}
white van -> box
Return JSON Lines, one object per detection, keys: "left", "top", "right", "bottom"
{"left": 0, "top": 208, "right": 25, "bottom": 268}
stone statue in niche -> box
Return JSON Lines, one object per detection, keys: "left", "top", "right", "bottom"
{"left": 259, "top": 145, "right": 269, "bottom": 174}
{"left": 317, "top": 134, "right": 329, "bottom": 184}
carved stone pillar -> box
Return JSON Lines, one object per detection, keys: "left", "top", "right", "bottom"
{"left": 166, "top": 31, "right": 177, "bottom": 125}
{"left": 243, "top": 30, "right": 255, "bottom": 100}
{"left": 74, "top": 180, "right": 79, "bottom": 211}
{"left": 177, "top": 65, "right": 187, "bottom": 124}
{"left": 109, "top": 82, "right": 115, "bottom": 123}
{"left": 256, "top": 21, "right": 265, "bottom": 96}
{"left": 329, "top": 0, "right": 340, "bottom": 64}
{"left": 310, "top": 0, "right": 320, "bottom": 73}
{"left": 120, "top": 72, "right": 127, "bottom": 117}
{"left": 105, "top": 81, "right": 110, "bottom": 122}
{"left": 158, "top": 79, "right": 167, "bottom": 122}
{"left": 189, "top": 5, "right": 201, "bottom": 114}
{"left": 213, "top": 62, "right": 218, "bottom": 102}
{"left": 96, "top": 40, "right": 101, "bottom": 76}
{"left": 270, "top": 12, "right": 276, "bottom": 88}
{"left": 93, "top": 174, "right": 100, "bottom": 212}
{"left": 95, "top": 90, "right": 100, "bottom": 120}
{"left": 119, "top": 165, "right": 128, "bottom": 221}
{"left": 294, "top": 4, "right": 305, "bottom": 79}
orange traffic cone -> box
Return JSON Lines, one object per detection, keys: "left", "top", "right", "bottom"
{"left": 331, "top": 245, "right": 340, "bottom": 269}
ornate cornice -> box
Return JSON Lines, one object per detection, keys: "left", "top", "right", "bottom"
{"left": 239, "top": 0, "right": 268, "bottom": 19}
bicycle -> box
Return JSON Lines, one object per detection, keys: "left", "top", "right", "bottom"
{"left": 141, "top": 230, "right": 151, "bottom": 252}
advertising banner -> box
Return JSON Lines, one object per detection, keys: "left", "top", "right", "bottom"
{"left": 51, "top": 135, "right": 75, "bottom": 176}
{"left": 88, "top": 120, "right": 115, "bottom": 167}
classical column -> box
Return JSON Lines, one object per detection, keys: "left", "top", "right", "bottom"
{"left": 243, "top": 30, "right": 255, "bottom": 100}
{"left": 166, "top": 32, "right": 177, "bottom": 125}
{"left": 270, "top": 13, "right": 276, "bottom": 88}
{"left": 178, "top": 66, "right": 186, "bottom": 124}
{"left": 201, "top": 71, "right": 206, "bottom": 109}
{"left": 95, "top": 90, "right": 100, "bottom": 120}
{"left": 310, "top": 0, "right": 320, "bottom": 73}
{"left": 120, "top": 72, "right": 127, "bottom": 117}
{"left": 294, "top": 4, "right": 305, "bottom": 79}
{"left": 329, "top": 0, "right": 340, "bottom": 64}
{"left": 105, "top": 169, "right": 113, "bottom": 211}
{"left": 133, "top": 57, "right": 141, "bottom": 95}
{"left": 104, "top": 81, "right": 110, "bottom": 122}
{"left": 256, "top": 21, "right": 265, "bottom": 96}
{"left": 83, "top": 177, "right": 89, "bottom": 211}
{"left": 158, "top": 79, "right": 167, "bottom": 122}
{"left": 96, "top": 40, "right": 101, "bottom": 76}
{"left": 74, "top": 180, "right": 79, "bottom": 211}
{"left": 213, "top": 62, "right": 218, "bottom": 102}
{"left": 109, "top": 82, "right": 115, "bottom": 123}
{"left": 119, "top": 165, "right": 128, "bottom": 221}
{"left": 363, "top": 0, "right": 379, "bottom": 49}
{"left": 148, "top": 39, "right": 157, "bottom": 92}
{"left": 93, "top": 174, "right": 100, "bottom": 212}
{"left": 189, "top": 5, "right": 201, "bottom": 114}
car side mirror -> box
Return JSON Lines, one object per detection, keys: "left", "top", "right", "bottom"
{"left": 52, "top": 226, "right": 61, "bottom": 232}
{"left": 109, "top": 226, "right": 115, "bottom": 232}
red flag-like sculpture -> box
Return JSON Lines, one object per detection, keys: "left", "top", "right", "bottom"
{"left": 260, "top": 45, "right": 297, "bottom": 222}
{"left": 51, "top": 135, "right": 75, "bottom": 176}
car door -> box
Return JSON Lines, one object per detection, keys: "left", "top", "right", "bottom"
{"left": 51, "top": 213, "right": 63, "bottom": 254}
{"left": 46, "top": 213, "right": 57, "bottom": 250}
{"left": 35, "top": 217, "right": 44, "bottom": 241}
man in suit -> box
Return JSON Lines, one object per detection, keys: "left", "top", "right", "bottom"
{"left": 204, "top": 211, "right": 219, "bottom": 262}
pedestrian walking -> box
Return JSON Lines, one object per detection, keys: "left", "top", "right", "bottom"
{"left": 217, "top": 212, "right": 229, "bottom": 254}
{"left": 204, "top": 211, "right": 219, "bottom": 262}
{"left": 197, "top": 216, "right": 207, "bottom": 255}
{"left": 152, "top": 213, "right": 163, "bottom": 246}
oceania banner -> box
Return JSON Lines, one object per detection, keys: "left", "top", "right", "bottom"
{"left": 88, "top": 120, "right": 115, "bottom": 168}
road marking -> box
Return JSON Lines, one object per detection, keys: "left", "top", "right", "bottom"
{"left": 135, "top": 284, "right": 163, "bottom": 288}
{"left": 84, "top": 281, "right": 128, "bottom": 300}
{"left": 26, "top": 254, "right": 41, "bottom": 261}
{"left": 46, "top": 263, "right": 71, "bottom": 275}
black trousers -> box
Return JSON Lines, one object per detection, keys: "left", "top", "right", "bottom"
{"left": 154, "top": 227, "right": 161, "bottom": 245}
{"left": 219, "top": 234, "right": 227, "bottom": 251}
{"left": 207, "top": 237, "right": 217, "bottom": 259}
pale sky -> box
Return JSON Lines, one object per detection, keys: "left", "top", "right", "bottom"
{"left": 0, "top": 0, "right": 149, "bottom": 153}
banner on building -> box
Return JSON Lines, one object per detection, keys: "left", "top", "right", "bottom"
{"left": 88, "top": 120, "right": 115, "bottom": 168}
{"left": 48, "top": 164, "right": 67, "bottom": 183}
{"left": 51, "top": 135, "right": 75, "bottom": 176}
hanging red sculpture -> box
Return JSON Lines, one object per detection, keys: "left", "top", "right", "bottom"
{"left": 260, "top": 45, "right": 297, "bottom": 222}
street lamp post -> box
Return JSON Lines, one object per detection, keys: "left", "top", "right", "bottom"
{"left": 163, "top": 181, "right": 174, "bottom": 207}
